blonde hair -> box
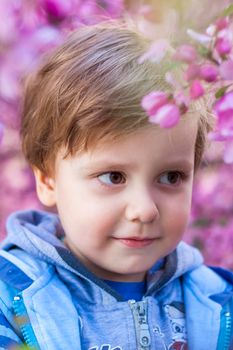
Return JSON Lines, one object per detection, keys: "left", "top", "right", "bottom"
{"left": 21, "top": 20, "right": 212, "bottom": 174}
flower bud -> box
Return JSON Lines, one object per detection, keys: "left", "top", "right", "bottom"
{"left": 215, "top": 37, "right": 232, "bottom": 56}
{"left": 189, "top": 80, "right": 204, "bottom": 100}
{"left": 215, "top": 17, "right": 229, "bottom": 31}
{"left": 43, "top": 0, "right": 73, "bottom": 19}
{"left": 174, "top": 45, "right": 197, "bottom": 63}
{"left": 199, "top": 64, "right": 218, "bottom": 82}
{"left": 185, "top": 64, "right": 200, "bottom": 81}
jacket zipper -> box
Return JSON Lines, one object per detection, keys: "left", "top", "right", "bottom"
{"left": 217, "top": 302, "right": 232, "bottom": 350}
{"left": 129, "top": 299, "right": 151, "bottom": 350}
{"left": 13, "top": 293, "right": 40, "bottom": 350}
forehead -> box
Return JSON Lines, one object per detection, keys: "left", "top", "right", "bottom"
{"left": 57, "top": 116, "right": 198, "bottom": 171}
{"left": 95, "top": 115, "right": 197, "bottom": 150}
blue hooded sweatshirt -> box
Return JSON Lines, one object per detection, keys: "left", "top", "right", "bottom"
{"left": 0, "top": 209, "right": 232, "bottom": 350}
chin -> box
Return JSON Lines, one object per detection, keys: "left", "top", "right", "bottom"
{"left": 115, "top": 263, "right": 154, "bottom": 278}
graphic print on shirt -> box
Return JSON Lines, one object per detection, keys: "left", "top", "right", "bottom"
{"left": 164, "top": 301, "right": 187, "bottom": 350}
{"left": 88, "top": 345, "right": 123, "bottom": 350}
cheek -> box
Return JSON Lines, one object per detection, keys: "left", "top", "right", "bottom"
{"left": 63, "top": 200, "right": 118, "bottom": 240}
{"left": 169, "top": 214, "right": 189, "bottom": 233}
{"left": 167, "top": 204, "right": 191, "bottom": 234}
{"left": 161, "top": 194, "right": 192, "bottom": 232}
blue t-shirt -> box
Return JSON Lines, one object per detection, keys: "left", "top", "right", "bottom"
{"left": 104, "top": 260, "right": 165, "bottom": 301}
{"left": 104, "top": 280, "right": 146, "bottom": 301}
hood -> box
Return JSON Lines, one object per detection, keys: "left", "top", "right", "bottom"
{"left": 2, "top": 210, "right": 66, "bottom": 267}
{"left": 1, "top": 209, "right": 204, "bottom": 297}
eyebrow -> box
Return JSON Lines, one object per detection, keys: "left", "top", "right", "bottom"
{"left": 83, "top": 161, "right": 133, "bottom": 171}
{"left": 82, "top": 159, "right": 194, "bottom": 172}
{"left": 158, "top": 159, "right": 194, "bottom": 171}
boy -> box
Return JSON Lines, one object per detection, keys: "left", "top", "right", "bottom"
{"left": 0, "top": 21, "right": 233, "bottom": 350}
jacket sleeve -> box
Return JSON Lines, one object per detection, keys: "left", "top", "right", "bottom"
{"left": 0, "top": 309, "right": 22, "bottom": 349}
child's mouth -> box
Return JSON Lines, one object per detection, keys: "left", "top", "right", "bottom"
{"left": 116, "top": 237, "right": 156, "bottom": 248}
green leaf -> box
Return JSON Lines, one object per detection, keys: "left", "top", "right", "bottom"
{"left": 222, "top": 4, "right": 233, "bottom": 17}
{"left": 161, "top": 57, "right": 183, "bottom": 71}
{"left": 197, "top": 46, "right": 211, "bottom": 58}
{"left": 215, "top": 85, "right": 232, "bottom": 99}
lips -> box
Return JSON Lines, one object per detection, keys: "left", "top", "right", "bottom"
{"left": 115, "top": 237, "right": 156, "bottom": 248}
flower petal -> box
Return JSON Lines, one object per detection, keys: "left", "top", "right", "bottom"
{"left": 149, "top": 103, "right": 180, "bottom": 128}
{"left": 141, "top": 91, "right": 168, "bottom": 116}
{"left": 174, "top": 44, "right": 197, "bottom": 63}
{"left": 138, "top": 39, "right": 171, "bottom": 64}
{"left": 219, "top": 60, "right": 233, "bottom": 80}
{"left": 187, "top": 29, "right": 212, "bottom": 44}
{"left": 199, "top": 64, "right": 218, "bottom": 82}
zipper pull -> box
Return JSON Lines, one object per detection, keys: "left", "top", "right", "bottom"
{"left": 139, "top": 322, "right": 151, "bottom": 348}
{"left": 129, "top": 300, "right": 151, "bottom": 349}
{"left": 138, "top": 301, "right": 151, "bottom": 348}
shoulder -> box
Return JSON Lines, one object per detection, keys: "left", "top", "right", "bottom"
{"left": 0, "top": 248, "right": 51, "bottom": 282}
{"left": 175, "top": 242, "right": 233, "bottom": 294}
{"left": 183, "top": 263, "right": 233, "bottom": 300}
{"left": 0, "top": 249, "right": 54, "bottom": 311}
{"left": 0, "top": 250, "right": 43, "bottom": 307}
{"left": 209, "top": 266, "right": 233, "bottom": 285}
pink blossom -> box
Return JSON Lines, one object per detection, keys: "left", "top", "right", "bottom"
{"left": 208, "top": 130, "right": 233, "bottom": 142}
{"left": 30, "top": 26, "right": 62, "bottom": 54}
{"left": 219, "top": 59, "right": 233, "bottom": 80}
{"left": 215, "top": 37, "right": 232, "bottom": 56}
{"left": 0, "top": 64, "right": 19, "bottom": 101}
{"left": 77, "top": 0, "right": 124, "bottom": 23}
{"left": 189, "top": 80, "right": 204, "bottom": 100}
{"left": 42, "top": 0, "right": 75, "bottom": 19}
{"left": 141, "top": 91, "right": 168, "bottom": 116}
{"left": 174, "top": 44, "right": 197, "bottom": 63}
{"left": 215, "top": 17, "right": 229, "bottom": 31}
{"left": 187, "top": 29, "right": 212, "bottom": 45}
{"left": 223, "top": 141, "right": 233, "bottom": 163}
{"left": 214, "top": 91, "right": 233, "bottom": 131}
{"left": 185, "top": 64, "right": 200, "bottom": 81}
{"left": 138, "top": 39, "right": 171, "bottom": 64}
{"left": 95, "top": 0, "right": 124, "bottom": 18}
{"left": 188, "top": 161, "right": 233, "bottom": 267}
{"left": 0, "top": 123, "right": 4, "bottom": 144}
{"left": 149, "top": 103, "right": 180, "bottom": 128}
{"left": 199, "top": 64, "right": 218, "bottom": 82}
{"left": 165, "top": 72, "right": 180, "bottom": 88}
{"left": 0, "top": 0, "right": 19, "bottom": 44}
{"left": 206, "top": 24, "right": 216, "bottom": 37}
{"left": 138, "top": 4, "right": 151, "bottom": 16}
{"left": 173, "top": 90, "right": 190, "bottom": 113}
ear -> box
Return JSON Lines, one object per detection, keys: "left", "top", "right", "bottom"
{"left": 33, "top": 168, "right": 56, "bottom": 207}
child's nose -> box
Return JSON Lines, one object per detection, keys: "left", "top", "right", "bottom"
{"left": 124, "top": 187, "right": 159, "bottom": 224}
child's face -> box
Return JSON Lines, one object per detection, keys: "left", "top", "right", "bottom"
{"left": 35, "top": 118, "right": 198, "bottom": 282}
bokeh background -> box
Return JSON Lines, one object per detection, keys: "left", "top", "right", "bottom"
{"left": 0, "top": 0, "right": 233, "bottom": 268}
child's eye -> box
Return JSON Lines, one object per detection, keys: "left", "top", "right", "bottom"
{"left": 98, "top": 171, "right": 125, "bottom": 186}
{"left": 158, "top": 171, "right": 184, "bottom": 186}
